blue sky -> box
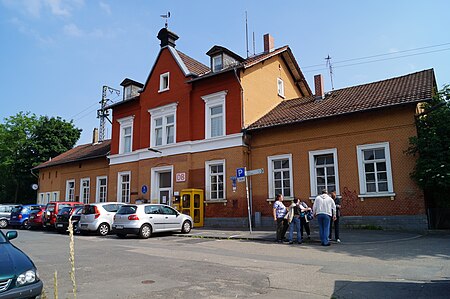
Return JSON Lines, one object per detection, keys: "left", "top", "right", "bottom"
{"left": 1, "top": 0, "right": 449, "bottom": 145}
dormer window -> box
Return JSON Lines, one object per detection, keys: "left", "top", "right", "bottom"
{"left": 159, "top": 72, "right": 170, "bottom": 92}
{"left": 120, "top": 78, "right": 144, "bottom": 101}
{"left": 124, "top": 85, "right": 132, "bottom": 99}
{"left": 212, "top": 55, "right": 223, "bottom": 72}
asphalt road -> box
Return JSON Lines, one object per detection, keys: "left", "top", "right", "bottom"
{"left": 6, "top": 229, "right": 450, "bottom": 298}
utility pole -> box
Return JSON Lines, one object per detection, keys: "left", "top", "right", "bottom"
{"left": 97, "top": 85, "right": 120, "bottom": 142}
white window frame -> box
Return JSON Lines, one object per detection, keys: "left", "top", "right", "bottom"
{"left": 150, "top": 165, "right": 174, "bottom": 204}
{"left": 267, "top": 154, "right": 294, "bottom": 200}
{"left": 202, "top": 90, "right": 227, "bottom": 139}
{"left": 357, "top": 142, "right": 394, "bottom": 197}
{"left": 39, "top": 193, "right": 44, "bottom": 204}
{"left": 308, "top": 148, "right": 340, "bottom": 198}
{"left": 52, "top": 191, "right": 59, "bottom": 202}
{"left": 212, "top": 55, "right": 223, "bottom": 72}
{"left": 66, "top": 179, "right": 75, "bottom": 201}
{"left": 80, "top": 178, "right": 90, "bottom": 204}
{"left": 159, "top": 72, "right": 170, "bottom": 92}
{"left": 277, "top": 78, "right": 285, "bottom": 98}
{"left": 96, "top": 176, "right": 108, "bottom": 203}
{"left": 117, "top": 171, "right": 131, "bottom": 203}
{"left": 205, "top": 160, "right": 226, "bottom": 202}
{"left": 117, "top": 116, "right": 134, "bottom": 154}
{"left": 124, "top": 85, "right": 132, "bottom": 100}
{"left": 148, "top": 103, "right": 177, "bottom": 147}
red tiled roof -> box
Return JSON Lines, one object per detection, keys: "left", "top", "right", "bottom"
{"left": 34, "top": 140, "right": 111, "bottom": 170}
{"left": 248, "top": 69, "right": 435, "bottom": 130}
{"left": 176, "top": 50, "right": 210, "bottom": 76}
{"left": 243, "top": 46, "right": 289, "bottom": 68}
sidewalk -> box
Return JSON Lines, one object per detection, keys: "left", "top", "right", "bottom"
{"left": 182, "top": 227, "right": 427, "bottom": 245}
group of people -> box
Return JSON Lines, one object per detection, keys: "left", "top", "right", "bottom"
{"left": 272, "top": 189, "right": 341, "bottom": 246}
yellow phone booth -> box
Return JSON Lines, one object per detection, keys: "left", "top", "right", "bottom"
{"left": 180, "top": 189, "right": 204, "bottom": 227}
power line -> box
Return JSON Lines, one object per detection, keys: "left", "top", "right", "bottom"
{"left": 302, "top": 42, "right": 450, "bottom": 69}
{"left": 69, "top": 102, "right": 98, "bottom": 119}
{"left": 303, "top": 47, "right": 450, "bottom": 73}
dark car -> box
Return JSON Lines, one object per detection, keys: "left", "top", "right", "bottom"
{"left": 28, "top": 207, "right": 46, "bottom": 230}
{"left": 55, "top": 206, "right": 83, "bottom": 234}
{"left": 42, "top": 201, "right": 83, "bottom": 229}
{"left": 0, "top": 230, "right": 43, "bottom": 298}
{"left": 0, "top": 205, "right": 18, "bottom": 229}
{"left": 9, "top": 205, "right": 45, "bottom": 229}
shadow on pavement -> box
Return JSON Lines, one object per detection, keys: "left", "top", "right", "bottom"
{"left": 332, "top": 279, "right": 450, "bottom": 299}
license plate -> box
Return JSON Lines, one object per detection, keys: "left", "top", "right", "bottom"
{"left": 115, "top": 225, "right": 123, "bottom": 229}
{"left": 81, "top": 224, "right": 88, "bottom": 228}
{"left": 56, "top": 224, "right": 63, "bottom": 227}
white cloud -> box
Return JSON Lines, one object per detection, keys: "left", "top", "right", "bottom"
{"left": 63, "top": 23, "right": 84, "bottom": 37}
{"left": 99, "top": 1, "right": 111, "bottom": 15}
{"left": 0, "top": 0, "right": 84, "bottom": 18}
{"left": 45, "top": 0, "right": 70, "bottom": 17}
{"left": 8, "top": 17, "right": 54, "bottom": 45}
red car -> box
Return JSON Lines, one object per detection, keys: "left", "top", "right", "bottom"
{"left": 29, "top": 207, "right": 46, "bottom": 229}
{"left": 42, "top": 201, "right": 84, "bottom": 228}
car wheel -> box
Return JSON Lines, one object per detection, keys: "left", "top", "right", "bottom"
{"left": 116, "top": 233, "right": 127, "bottom": 238}
{"left": 181, "top": 220, "right": 192, "bottom": 234}
{"left": 23, "top": 220, "right": 31, "bottom": 230}
{"left": 0, "top": 219, "right": 7, "bottom": 229}
{"left": 139, "top": 224, "right": 152, "bottom": 239}
{"left": 97, "top": 223, "right": 110, "bottom": 236}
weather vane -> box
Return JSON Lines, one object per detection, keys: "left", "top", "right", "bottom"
{"left": 160, "top": 11, "right": 171, "bottom": 28}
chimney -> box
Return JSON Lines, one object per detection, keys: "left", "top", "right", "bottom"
{"left": 263, "top": 34, "right": 274, "bottom": 52}
{"left": 92, "top": 128, "right": 99, "bottom": 144}
{"left": 157, "top": 28, "right": 179, "bottom": 48}
{"left": 314, "top": 74, "right": 324, "bottom": 99}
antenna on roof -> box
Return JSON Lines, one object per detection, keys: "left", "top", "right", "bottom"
{"left": 252, "top": 31, "right": 256, "bottom": 55}
{"left": 245, "top": 11, "right": 249, "bottom": 58}
{"left": 325, "top": 55, "right": 335, "bottom": 90}
{"left": 160, "top": 11, "right": 171, "bottom": 28}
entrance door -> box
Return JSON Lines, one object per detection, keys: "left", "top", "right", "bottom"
{"left": 158, "top": 171, "right": 172, "bottom": 205}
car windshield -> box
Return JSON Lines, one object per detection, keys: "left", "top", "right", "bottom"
{"left": 116, "top": 205, "right": 137, "bottom": 215}
{"left": 58, "top": 207, "right": 72, "bottom": 215}
{"left": 11, "top": 206, "right": 23, "bottom": 213}
{"left": 30, "top": 206, "right": 42, "bottom": 211}
{"left": 0, "top": 231, "right": 6, "bottom": 243}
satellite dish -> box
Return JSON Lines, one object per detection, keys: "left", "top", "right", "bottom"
{"left": 32, "top": 184, "right": 38, "bottom": 190}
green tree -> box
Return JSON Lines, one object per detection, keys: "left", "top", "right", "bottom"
{"left": 0, "top": 112, "right": 81, "bottom": 203}
{"left": 408, "top": 85, "right": 450, "bottom": 227}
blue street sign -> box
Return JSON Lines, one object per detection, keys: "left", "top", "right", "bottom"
{"left": 236, "top": 167, "right": 245, "bottom": 178}
{"left": 141, "top": 185, "right": 148, "bottom": 194}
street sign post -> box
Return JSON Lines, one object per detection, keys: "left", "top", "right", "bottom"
{"left": 245, "top": 168, "right": 264, "bottom": 176}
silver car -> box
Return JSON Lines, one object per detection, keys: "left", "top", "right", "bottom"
{"left": 0, "top": 204, "right": 18, "bottom": 228}
{"left": 79, "top": 202, "right": 125, "bottom": 236}
{"left": 112, "top": 204, "right": 193, "bottom": 239}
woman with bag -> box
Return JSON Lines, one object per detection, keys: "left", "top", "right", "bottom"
{"left": 287, "top": 198, "right": 302, "bottom": 244}
{"left": 299, "top": 201, "right": 312, "bottom": 240}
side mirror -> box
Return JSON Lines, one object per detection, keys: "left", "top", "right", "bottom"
{"left": 6, "top": 231, "right": 18, "bottom": 240}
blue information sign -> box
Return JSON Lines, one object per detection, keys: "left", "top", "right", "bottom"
{"left": 141, "top": 185, "right": 148, "bottom": 194}
{"left": 236, "top": 167, "right": 245, "bottom": 178}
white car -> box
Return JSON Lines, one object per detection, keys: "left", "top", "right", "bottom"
{"left": 79, "top": 202, "right": 125, "bottom": 236}
{"left": 112, "top": 204, "right": 193, "bottom": 239}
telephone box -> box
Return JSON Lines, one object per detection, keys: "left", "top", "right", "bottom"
{"left": 180, "top": 189, "right": 204, "bottom": 227}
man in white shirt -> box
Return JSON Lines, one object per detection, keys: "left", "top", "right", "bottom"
{"left": 313, "top": 189, "right": 336, "bottom": 246}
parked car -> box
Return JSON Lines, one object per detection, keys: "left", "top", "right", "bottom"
{"left": 9, "top": 204, "right": 45, "bottom": 229}
{"left": 0, "top": 204, "right": 18, "bottom": 229}
{"left": 42, "top": 201, "right": 84, "bottom": 229}
{"left": 0, "top": 230, "right": 43, "bottom": 298}
{"left": 28, "top": 207, "right": 46, "bottom": 230}
{"left": 79, "top": 203, "right": 125, "bottom": 236}
{"left": 112, "top": 204, "right": 193, "bottom": 239}
{"left": 55, "top": 206, "right": 83, "bottom": 233}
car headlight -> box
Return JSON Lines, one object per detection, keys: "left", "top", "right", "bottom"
{"left": 16, "top": 270, "right": 37, "bottom": 286}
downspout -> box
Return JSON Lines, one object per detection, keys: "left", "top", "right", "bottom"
{"left": 30, "top": 168, "right": 39, "bottom": 203}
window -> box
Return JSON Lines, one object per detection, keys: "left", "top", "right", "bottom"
{"left": 39, "top": 193, "right": 44, "bottom": 204}
{"left": 96, "top": 176, "right": 108, "bottom": 203}
{"left": 277, "top": 78, "right": 285, "bottom": 98}
{"left": 149, "top": 103, "right": 177, "bottom": 147}
{"left": 118, "top": 172, "right": 131, "bottom": 203}
{"left": 212, "top": 55, "right": 223, "bottom": 72}
{"left": 66, "top": 180, "right": 75, "bottom": 201}
{"left": 205, "top": 160, "right": 225, "bottom": 201}
{"left": 268, "top": 154, "right": 293, "bottom": 199}
{"left": 117, "top": 116, "right": 134, "bottom": 154}
{"left": 52, "top": 191, "right": 59, "bottom": 202}
{"left": 357, "top": 142, "right": 394, "bottom": 196}
{"left": 309, "top": 149, "right": 340, "bottom": 197}
{"left": 124, "top": 85, "right": 132, "bottom": 100}
{"left": 80, "top": 178, "right": 90, "bottom": 204}
{"left": 159, "top": 72, "right": 169, "bottom": 92}
{"left": 202, "top": 91, "right": 227, "bottom": 139}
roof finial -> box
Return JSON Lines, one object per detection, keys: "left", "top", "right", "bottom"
{"left": 160, "top": 11, "right": 171, "bottom": 28}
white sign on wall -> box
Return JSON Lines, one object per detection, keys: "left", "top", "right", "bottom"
{"left": 176, "top": 172, "right": 186, "bottom": 182}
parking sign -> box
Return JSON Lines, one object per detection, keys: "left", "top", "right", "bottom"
{"left": 236, "top": 167, "right": 245, "bottom": 178}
